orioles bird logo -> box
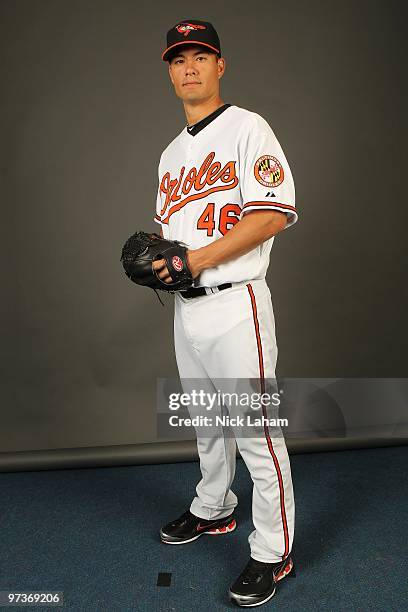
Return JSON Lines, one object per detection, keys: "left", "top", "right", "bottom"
{"left": 176, "top": 22, "right": 207, "bottom": 37}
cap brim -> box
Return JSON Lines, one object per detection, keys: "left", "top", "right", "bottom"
{"left": 162, "top": 40, "right": 220, "bottom": 61}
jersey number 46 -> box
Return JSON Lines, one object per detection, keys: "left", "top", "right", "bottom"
{"left": 196, "top": 203, "right": 241, "bottom": 237}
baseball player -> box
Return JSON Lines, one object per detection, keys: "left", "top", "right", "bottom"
{"left": 152, "top": 19, "right": 298, "bottom": 607}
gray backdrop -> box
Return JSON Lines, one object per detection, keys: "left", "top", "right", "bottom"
{"left": 0, "top": 1, "right": 406, "bottom": 465}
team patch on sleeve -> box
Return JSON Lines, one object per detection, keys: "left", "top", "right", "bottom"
{"left": 254, "top": 155, "right": 284, "bottom": 188}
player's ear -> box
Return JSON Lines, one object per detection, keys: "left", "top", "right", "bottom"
{"left": 168, "top": 62, "right": 175, "bottom": 85}
{"left": 217, "top": 56, "right": 226, "bottom": 79}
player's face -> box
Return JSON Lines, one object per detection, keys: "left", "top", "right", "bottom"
{"left": 168, "top": 45, "right": 225, "bottom": 103}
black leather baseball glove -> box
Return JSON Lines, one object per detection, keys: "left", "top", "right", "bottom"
{"left": 120, "top": 231, "right": 194, "bottom": 302}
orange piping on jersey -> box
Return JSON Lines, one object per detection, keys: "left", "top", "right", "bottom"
{"left": 242, "top": 201, "right": 296, "bottom": 214}
{"left": 246, "top": 283, "right": 290, "bottom": 561}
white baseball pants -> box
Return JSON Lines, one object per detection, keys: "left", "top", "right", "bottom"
{"left": 173, "top": 278, "right": 295, "bottom": 563}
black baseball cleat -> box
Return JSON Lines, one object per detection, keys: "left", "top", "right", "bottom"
{"left": 160, "top": 509, "right": 237, "bottom": 544}
{"left": 229, "top": 555, "right": 295, "bottom": 607}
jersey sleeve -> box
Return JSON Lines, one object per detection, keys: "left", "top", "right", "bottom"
{"left": 239, "top": 114, "right": 298, "bottom": 229}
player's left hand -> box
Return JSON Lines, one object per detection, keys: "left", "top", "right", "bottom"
{"left": 152, "top": 249, "right": 202, "bottom": 283}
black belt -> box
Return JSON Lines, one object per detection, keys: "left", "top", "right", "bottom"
{"left": 179, "top": 283, "right": 232, "bottom": 299}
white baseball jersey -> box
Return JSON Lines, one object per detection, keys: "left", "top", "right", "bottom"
{"left": 154, "top": 104, "right": 298, "bottom": 287}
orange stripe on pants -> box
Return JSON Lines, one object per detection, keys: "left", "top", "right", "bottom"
{"left": 246, "top": 282, "right": 290, "bottom": 560}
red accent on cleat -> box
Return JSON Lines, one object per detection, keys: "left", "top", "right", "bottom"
{"left": 275, "top": 558, "right": 294, "bottom": 581}
{"left": 206, "top": 518, "right": 236, "bottom": 535}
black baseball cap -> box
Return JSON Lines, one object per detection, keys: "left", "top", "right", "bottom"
{"left": 162, "top": 19, "right": 221, "bottom": 62}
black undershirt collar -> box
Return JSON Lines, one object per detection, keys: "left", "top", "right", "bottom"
{"left": 186, "top": 103, "right": 232, "bottom": 137}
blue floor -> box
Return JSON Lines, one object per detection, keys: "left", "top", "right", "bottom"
{"left": 0, "top": 445, "right": 407, "bottom": 611}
